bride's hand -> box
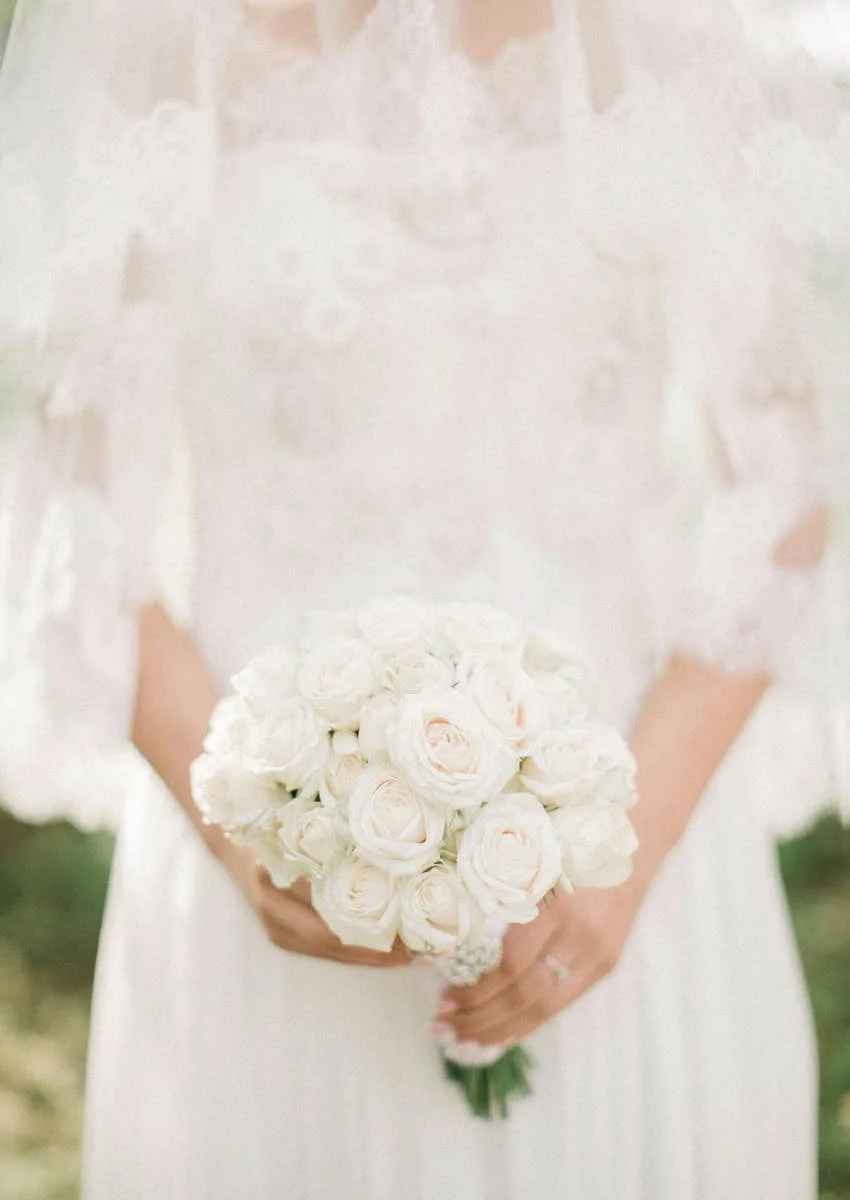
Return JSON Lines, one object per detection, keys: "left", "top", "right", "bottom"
{"left": 437, "top": 877, "right": 647, "bottom": 1048}
{"left": 437, "top": 649, "right": 774, "bottom": 1048}
{"left": 222, "top": 842, "right": 413, "bottom": 968}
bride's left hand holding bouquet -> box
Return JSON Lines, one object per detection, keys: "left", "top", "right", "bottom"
{"left": 191, "top": 598, "right": 639, "bottom": 1118}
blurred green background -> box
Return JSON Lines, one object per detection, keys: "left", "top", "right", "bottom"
{"left": 1, "top": 813, "right": 849, "bottom": 1199}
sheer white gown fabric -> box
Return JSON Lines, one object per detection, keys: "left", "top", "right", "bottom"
{"left": 1, "top": 1, "right": 850, "bottom": 1196}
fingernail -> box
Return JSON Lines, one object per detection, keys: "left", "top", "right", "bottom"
{"left": 428, "top": 1021, "right": 454, "bottom": 1039}
{"left": 436, "top": 998, "right": 458, "bottom": 1017}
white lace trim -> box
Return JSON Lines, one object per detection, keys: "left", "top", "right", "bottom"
{"left": 0, "top": 99, "right": 215, "bottom": 344}
{"left": 672, "top": 485, "right": 823, "bottom": 675}
{"left": 0, "top": 486, "right": 142, "bottom": 831}
{"left": 218, "top": 9, "right": 560, "bottom": 153}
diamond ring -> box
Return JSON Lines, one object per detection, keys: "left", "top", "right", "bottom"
{"left": 543, "top": 952, "right": 571, "bottom": 985}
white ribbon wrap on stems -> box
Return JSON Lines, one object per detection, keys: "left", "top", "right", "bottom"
{"left": 435, "top": 920, "right": 509, "bottom": 1069}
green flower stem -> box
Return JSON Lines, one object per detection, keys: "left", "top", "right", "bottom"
{"left": 441, "top": 1044, "right": 535, "bottom": 1120}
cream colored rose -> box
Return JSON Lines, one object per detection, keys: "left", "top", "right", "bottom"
{"left": 297, "top": 636, "right": 380, "bottom": 729}
{"left": 312, "top": 855, "right": 401, "bottom": 952}
{"left": 277, "top": 797, "right": 347, "bottom": 878}
{"left": 523, "top": 631, "right": 597, "bottom": 719}
{"left": 399, "top": 864, "right": 481, "bottom": 954}
{"left": 538, "top": 676, "right": 590, "bottom": 727}
{"left": 231, "top": 646, "right": 298, "bottom": 717}
{"left": 232, "top": 822, "right": 306, "bottom": 889}
{"left": 457, "top": 794, "right": 562, "bottom": 923}
{"left": 520, "top": 725, "right": 637, "bottom": 808}
{"left": 242, "top": 699, "right": 330, "bottom": 793}
{"left": 388, "top": 686, "right": 518, "bottom": 811}
{"left": 551, "top": 804, "right": 638, "bottom": 889}
{"left": 456, "top": 651, "right": 548, "bottom": 754}
{"left": 357, "top": 689, "right": 402, "bottom": 760}
{"left": 382, "top": 651, "right": 453, "bottom": 696}
{"left": 357, "top": 596, "right": 434, "bottom": 658}
{"left": 234, "top": 804, "right": 343, "bottom": 890}
{"left": 190, "top": 753, "right": 280, "bottom": 831}
{"left": 347, "top": 766, "right": 445, "bottom": 876}
{"left": 319, "top": 731, "right": 367, "bottom": 809}
{"left": 522, "top": 629, "right": 595, "bottom": 691}
{"left": 439, "top": 602, "right": 525, "bottom": 659}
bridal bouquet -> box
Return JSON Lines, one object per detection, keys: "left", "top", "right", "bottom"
{"left": 191, "top": 598, "right": 638, "bottom": 1118}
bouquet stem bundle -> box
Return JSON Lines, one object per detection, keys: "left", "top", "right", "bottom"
{"left": 443, "top": 1045, "right": 535, "bottom": 1120}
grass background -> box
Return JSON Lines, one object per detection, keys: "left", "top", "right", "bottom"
{"left": 0, "top": 810, "right": 848, "bottom": 1199}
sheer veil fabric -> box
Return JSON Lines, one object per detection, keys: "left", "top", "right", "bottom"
{"left": 1, "top": 0, "right": 849, "bottom": 832}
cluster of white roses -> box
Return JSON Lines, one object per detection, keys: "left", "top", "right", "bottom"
{"left": 191, "top": 599, "right": 639, "bottom": 957}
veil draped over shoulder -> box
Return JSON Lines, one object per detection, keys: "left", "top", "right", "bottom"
{"left": 0, "top": 0, "right": 849, "bottom": 832}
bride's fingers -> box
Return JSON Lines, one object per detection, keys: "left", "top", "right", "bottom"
{"left": 330, "top": 939, "right": 412, "bottom": 967}
{"left": 442, "top": 899, "right": 562, "bottom": 1013}
{"left": 475, "top": 964, "right": 597, "bottom": 1049}
{"left": 286, "top": 876, "right": 314, "bottom": 905}
{"left": 451, "top": 953, "right": 595, "bottom": 1048}
{"left": 282, "top": 932, "right": 411, "bottom": 968}
{"left": 261, "top": 876, "right": 411, "bottom": 966}
{"left": 266, "top": 917, "right": 409, "bottom": 966}
{"left": 261, "top": 879, "right": 340, "bottom": 946}
{"left": 446, "top": 932, "right": 571, "bottom": 1043}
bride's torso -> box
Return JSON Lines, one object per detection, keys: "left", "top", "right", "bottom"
{"left": 180, "top": 8, "right": 669, "bottom": 722}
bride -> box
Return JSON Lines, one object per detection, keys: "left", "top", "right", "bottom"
{"left": 1, "top": 0, "right": 849, "bottom": 1196}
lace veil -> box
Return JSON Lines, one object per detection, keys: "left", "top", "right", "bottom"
{"left": 1, "top": 0, "right": 849, "bottom": 829}
{"left": 1, "top": 0, "right": 846, "bottom": 339}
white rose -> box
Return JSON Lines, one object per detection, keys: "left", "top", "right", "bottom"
{"left": 523, "top": 631, "right": 598, "bottom": 718}
{"left": 297, "top": 636, "right": 380, "bottom": 729}
{"left": 231, "top": 645, "right": 298, "bottom": 716}
{"left": 538, "top": 676, "right": 590, "bottom": 728}
{"left": 382, "top": 651, "right": 453, "bottom": 696}
{"left": 347, "top": 766, "right": 445, "bottom": 876}
{"left": 457, "top": 651, "right": 548, "bottom": 754}
{"left": 357, "top": 689, "right": 402, "bottom": 760}
{"left": 457, "top": 794, "right": 562, "bottom": 923}
{"left": 551, "top": 804, "right": 639, "bottom": 889}
{"left": 520, "top": 725, "right": 637, "bottom": 808}
{"left": 279, "top": 797, "right": 347, "bottom": 877}
{"left": 190, "top": 753, "right": 280, "bottom": 831}
{"left": 399, "top": 864, "right": 482, "bottom": 955}
{"left": 522, "top": 630, "right": 594, "bottom": 691}
{"left": 438, "top": 602, "right": 525, "bottom": 659}
{"left": 357, "top": 596, "right": 434, "bottom": 658}
{"left": 319, "top": 731, "right": 367, "bottom": 808}
{"left": 312, "top": 855, "right": 401, "bottom": 952}
{"left": 233, "top": 822, "right": 307, "bottom": 889}
{"left": 242, "top": 699, "right": 330, "bottom": 793}
{"left": 202, "top": 695, "right": 249, "bottom": 757}
{"left": 388, "top": 686, "right": 518, "bottom": 811}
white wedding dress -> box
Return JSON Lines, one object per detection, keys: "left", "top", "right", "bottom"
{"left": 2, "top": 2, "right": 849, "bottom": 1197}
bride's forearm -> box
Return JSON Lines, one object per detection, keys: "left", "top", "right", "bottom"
{"left": 628, "top": 655, "right": 769, "bottom": 891}
{"left": 132, "top": 603, "right": 230, "bottom": 862}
